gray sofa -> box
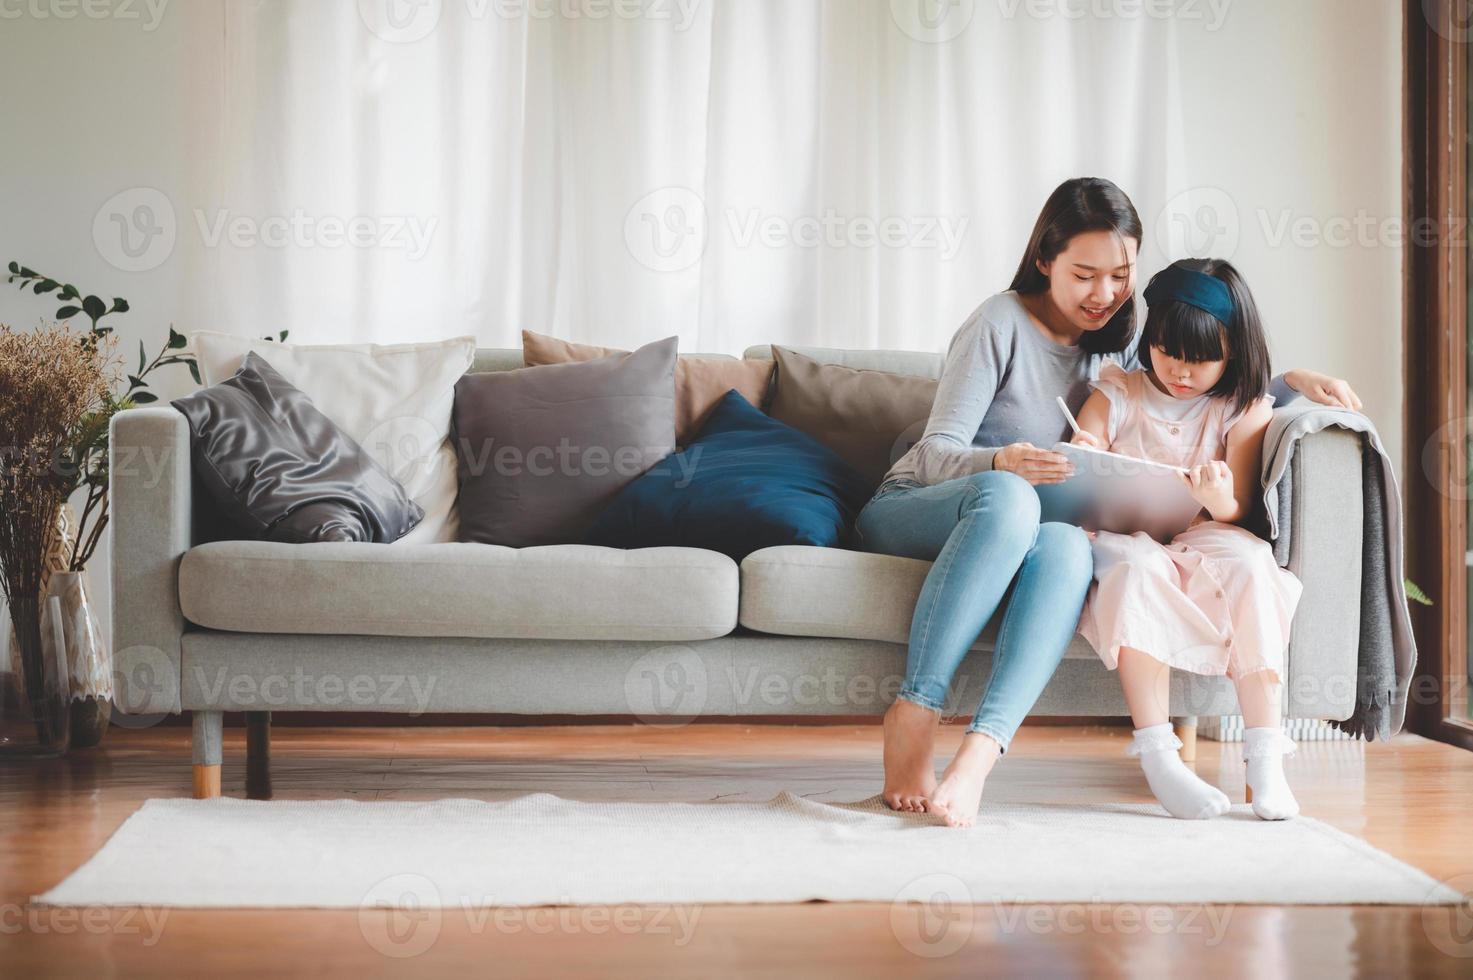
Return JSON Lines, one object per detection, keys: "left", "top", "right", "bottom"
{"left": 109, "top": 344, "right": 1365, "bottom": 798}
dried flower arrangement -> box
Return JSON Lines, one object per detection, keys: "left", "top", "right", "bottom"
{"left": 6, "top": 262, "right": 207, "bottom": 573}
{"left": 0, "top": 321, "right": 114, "bottom": 749}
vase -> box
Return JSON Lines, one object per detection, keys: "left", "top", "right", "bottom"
{"left": 0, "top": 592, "right": 71, "bottom": 758}
{"left": 44, "top": 571, "right": 112, "bottom": 749}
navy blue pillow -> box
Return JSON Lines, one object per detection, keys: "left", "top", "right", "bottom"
{"left": 585, "top": 390, "right": 871, "bottom": 561}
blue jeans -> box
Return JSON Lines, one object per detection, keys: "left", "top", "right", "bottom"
{"left": 853, "top": 470, "right": 1093, "bottom": 751}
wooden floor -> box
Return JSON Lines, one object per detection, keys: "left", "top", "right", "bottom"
{"left": 2, "top": 722, "right": 1472, "bottom": 978}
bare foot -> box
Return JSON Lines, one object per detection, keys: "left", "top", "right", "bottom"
{"left": 882, "top": 698, "right": 938, "bottom": 812}
{"left": 926, "top": 733, "right": 1001, "bottom": 828}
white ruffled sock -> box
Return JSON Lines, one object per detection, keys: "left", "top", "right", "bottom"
{"left": 1243, "top": 727, "right": 1299, "bottom": 820}
{"left": 1129, "top": 724, "right": 1231, "bottom": 820}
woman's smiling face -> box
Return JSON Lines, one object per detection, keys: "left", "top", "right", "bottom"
{"left": 1037, "top": 230, "right": 1138, "bottom": 335}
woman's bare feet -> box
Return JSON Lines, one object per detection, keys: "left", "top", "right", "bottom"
{"left": 882, "top": 698, "right": 938, "bottom": 812}
{"left": 927, "top": 732, "right": 1002, "bottom": 828}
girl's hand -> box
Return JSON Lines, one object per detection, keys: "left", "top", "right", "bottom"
{"left": 994, "top": 442, "right": 1075, "bottom": 485}
{"left": 1181, "top": 461, "right": 1236, "bottom": 519}
{"left": 1071, "top": 430, "right": 1103, "bottom": 449}
{"left": 1285, "top": 369, "right": 1363, "bottom": 411}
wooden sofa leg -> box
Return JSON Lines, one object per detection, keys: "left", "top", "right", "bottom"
{"left": 246, "top": 711, "right": 272, "bottom": 800}
{"left": 1172, "top": 716, "right": 1198, "bottom": 763}
{"left": 192, "top": 710, "right": 223, "bottom": 799}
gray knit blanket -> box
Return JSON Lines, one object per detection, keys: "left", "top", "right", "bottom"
{"left": 1259, "top": 403, "right": 1416, "bottom": 740}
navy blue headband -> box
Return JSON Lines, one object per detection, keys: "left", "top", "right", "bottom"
{"left": 1143, "top": 265, "right": 1234, "bottom": 325}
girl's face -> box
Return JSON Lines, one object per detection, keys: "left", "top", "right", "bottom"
{"left": 1148, "top": 344, "right": 1228, "bottom": 399}
{"left": 1037, "top": 230, "right": 1138, "bottom": 335}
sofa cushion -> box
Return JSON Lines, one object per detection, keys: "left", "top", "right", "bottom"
{"left": 452, "top": 337, "right": 678, "bottom": 548}
{"left": 738, "top": 545, "right": 1097, "bottom": 657}
{"left": 766, "top": 345, "right": 938, "bottom": 489}
{"left": 190, "top": 331, "right": 475, "bottom": 545}
{"left": 179, "top": 541, "right": 738, "bottom": 641}
{"left": 585, "top": 390, "right": 872, "bottom": 562}
{"left": 171, "top": 352, "right": 424, "bottom": 543}
{"left": 743, "top": 344, "right": 943, "bottom": 379}
{"left": 523, "top": 330, "right": 774, "bottom": 445}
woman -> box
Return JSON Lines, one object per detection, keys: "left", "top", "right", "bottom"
{"left": 854, "top": 177, "right": 1360, "bottom": 828}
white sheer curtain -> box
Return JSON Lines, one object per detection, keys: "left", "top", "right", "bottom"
{"left": 199, "top": 0, "right": 1186, "bottom": 354}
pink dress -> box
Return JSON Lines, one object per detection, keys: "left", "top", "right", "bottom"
{"left": 1077, "top": 363, "right": 1302, "bottom": 681}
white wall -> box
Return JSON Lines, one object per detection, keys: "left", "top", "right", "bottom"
{"left": 1163, "top": 0, "right": 1403, "bottom": 466}
{"left": 0, "top": 0, "right": 1403, "bottom": 646}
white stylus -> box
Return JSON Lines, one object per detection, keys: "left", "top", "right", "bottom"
{"left": 1057, "top": 396, "right": 1083, "bottom": 438}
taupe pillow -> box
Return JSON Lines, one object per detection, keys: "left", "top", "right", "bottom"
{"left": 522, "top": 330, "right": 774, "bottom": 446}
{"left": 453, "top": 337, "right": 678, "bottom": 547}
{"left": 766, "top": 346, "right": 938, "bottom": 489}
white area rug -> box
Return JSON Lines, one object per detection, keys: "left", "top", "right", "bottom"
{"left": 38, "top": 792, "right": 1460, "bottom": 908}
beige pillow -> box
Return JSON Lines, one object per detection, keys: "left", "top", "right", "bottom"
{"left": 766, "top": 345, "right": 938, "bottom": 489}
{"left": 522, "top": 330, "right": 773, "bottom": 445}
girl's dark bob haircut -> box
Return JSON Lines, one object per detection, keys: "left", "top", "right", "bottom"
{"left": 1009, "top": 177, "right": 1143, "bottom": 356}
{"left": 1138, "top": 258, "right": 1270, "bottom": 417}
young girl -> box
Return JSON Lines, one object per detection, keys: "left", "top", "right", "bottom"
{"left": 1071, "top": 258, "right": 1303, "bottom": 821}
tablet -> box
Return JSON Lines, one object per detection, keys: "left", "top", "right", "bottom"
{"left": 1033, "top": 442, "right": 1204, "bottom": 543}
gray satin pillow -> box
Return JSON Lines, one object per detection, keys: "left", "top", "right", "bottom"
{"left": 172, "top": 351, "right": 424, "bottom": 543}
{"left": 453, "top": 336, "right": 678, "bottom": 547}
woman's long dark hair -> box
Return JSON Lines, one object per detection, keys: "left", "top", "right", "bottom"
{"left": 1009, "top": 177, "right": 1142, "bottom": 355}
{"left": 1138, "top": 258, "right": 1270, "bottom": 417}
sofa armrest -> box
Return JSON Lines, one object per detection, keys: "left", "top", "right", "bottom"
{"left": 110, "top": 407, "right": 192, "bottom": 715}
{"left": 1280, "top": 425, "right": 1363, "bottom": 720}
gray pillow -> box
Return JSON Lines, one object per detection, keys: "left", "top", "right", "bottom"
{"left": 171, "top": 351, "right": 425, "bottom": 543}
{"left": 452, "top": 336, "right": 678, "bottom": 547}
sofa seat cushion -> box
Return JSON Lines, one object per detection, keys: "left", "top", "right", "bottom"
{"left": 180, "top": 541, "right": 738, "bottom": 641}
{"left": 739, "top": 545, "right": 1097, "bottom": 658}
